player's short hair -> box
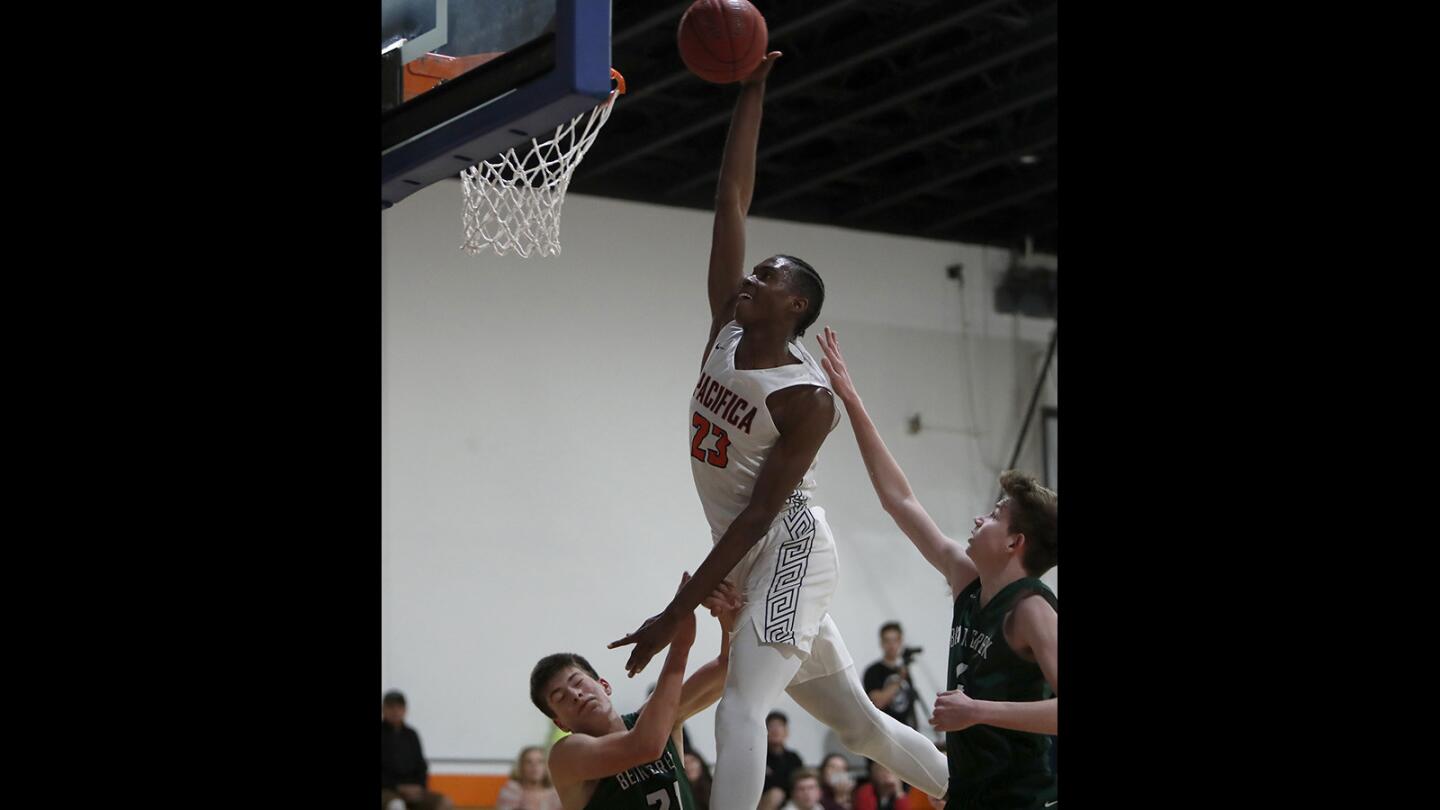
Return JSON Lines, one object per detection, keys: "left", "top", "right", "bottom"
{"left": 999, "top": 470, "right": 1058, "bottom": 576}
{"left": 382, "top": 690, "right": 406, "bottom": 707}
{"left": 765, "top": 710, "right": 789, "bottom": 727}
{"left": 879, "top": 621, "right": 902, "bottom": 638}
{"left": 529, "top": 652, "right": 600, "bottom": 718}
{"left": 790, "top": 767, "right": 821, "bottom": 791}
{"left": 775, "top": 254, "right": 824, "bottom": 338}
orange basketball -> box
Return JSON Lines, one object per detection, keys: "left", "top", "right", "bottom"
{"left": 677, "top": 0, "right": 769, "bottom": 85}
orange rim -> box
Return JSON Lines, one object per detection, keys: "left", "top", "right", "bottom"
{"left": 610, "top": 67, "right": 627, "bottom": 96}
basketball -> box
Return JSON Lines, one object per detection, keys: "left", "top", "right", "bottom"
{"left": 677, "top": 0, "right": 769, "bottom": 85}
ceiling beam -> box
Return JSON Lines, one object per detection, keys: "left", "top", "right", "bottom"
{"left": 588, "top": 0, "right": 1016, "bottom": 179}
{"left": 666, "top": 6, "right": 1056, "bottom": 197}
{"left": 613, "top": 2, "right": 692, "bottom": 47}
{"left": 754, "top": 66, "right": 1056, "bottom": 209}
{"left": 925, "top": 171, "right": 1058, "bottom": 233}
{"left": 838, "top": 121, "right": 1056, "bottom": 221}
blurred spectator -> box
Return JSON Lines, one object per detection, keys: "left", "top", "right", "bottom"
{"left": 760, "top": 711, "right": 805, "bottom": 810}
{"left": 495, "top": 745, "right": 562, "bottom": 810}
{"left": 819, "top": 753, "right": 855, "bottom": 810}
{"left": 781, "top": 769, "right": 824, "bottom": 810}
{"left": 863, "top": 623, "right": 919, "bottom": 730}
{"left": 684, "top": 751, "right": 714, "bottom": 810}
{"left": 853, "top": 761, "right": 909, "bottom": 810}
{"left": 381, "top": 690, "right": 454, "bottom": 810}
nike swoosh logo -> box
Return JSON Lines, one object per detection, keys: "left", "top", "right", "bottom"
{"left": 1045, "top": 801, "right": 1058, "bottom": 807}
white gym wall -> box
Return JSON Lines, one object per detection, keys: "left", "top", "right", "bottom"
{"left": 382, "top": 183, "right": 1057, "bottom": 771}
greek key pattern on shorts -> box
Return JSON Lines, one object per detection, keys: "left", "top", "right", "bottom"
{"left": 762, "top": 493, "right": 813, "bottom": 644}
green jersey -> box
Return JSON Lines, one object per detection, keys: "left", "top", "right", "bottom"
{"left": 945, "top": 577, "right": 1058, "bottom": 810}
{"left": 583, "top": 713, "right": 696, "bottom": 810}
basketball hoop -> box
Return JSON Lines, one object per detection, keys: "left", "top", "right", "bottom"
{"left": 460, "top": 68, "right": 627, "bottom": 258}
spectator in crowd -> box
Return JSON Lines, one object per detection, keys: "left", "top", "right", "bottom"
{"left": 495, "top": 745, "right": 562, "bottom": 810}
{"left": 381, "top": 690, "right": 454, "bottom": 810}
{"left": 782, "top": 769, "right": 825, "bottom": 810}
{"left": 760, "top": 711, "right": 806, "bottom": 810}
{"left": 854, "top": 761, "right": 909, "bottom": 810}
{"left": 862, "top": 623, "right": 919, "bottom": 730}
{"left": 819, "top": 753, "right": 855, "bottom": 810}
{"left": 684, "top": 751, "right": 714, "bottom": 810}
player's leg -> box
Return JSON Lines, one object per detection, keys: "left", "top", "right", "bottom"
{"left": 786, "top": 616, "right": 950, "bottom": 798}
{"left": 709, "top": 626, "right": 806, "bottom": 810}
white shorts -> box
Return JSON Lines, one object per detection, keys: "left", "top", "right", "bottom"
{"left": 728, "top": 497, "right": 852, "bottom": 680}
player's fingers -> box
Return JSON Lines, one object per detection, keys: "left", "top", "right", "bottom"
{"left": 608, "top": 635, "right": 635, "bottom": 649}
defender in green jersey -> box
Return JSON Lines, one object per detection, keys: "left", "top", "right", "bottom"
{"left": 530, "top": 575, "right": 741, "bottom": 810}
{"left": 817, "top": 328, "right": 1059, "bottom": 810}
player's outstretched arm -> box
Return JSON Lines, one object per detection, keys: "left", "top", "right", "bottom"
{"left": 674, "top": 580, "right": 744, "bottom": 734}
{"left": 549, "top": 579, "right": 698, "bottom": 787}
{"left": 706, "top": 52, "right": 782, "bottom": 354}
{"left": 816, "top": 327, "right": 979, "bottom": 595}
{"left": 930, "top": 595, "right": 1057, "bottom": 736}
{"left": 610, "top": 387, "right": 832, "bottom": 677}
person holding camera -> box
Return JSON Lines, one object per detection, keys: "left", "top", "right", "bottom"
{"left": 863, "top": 622, "right": 921, "bottom": 731}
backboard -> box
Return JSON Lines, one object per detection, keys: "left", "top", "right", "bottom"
{"left": 381, "top": 0, "right": 613, "bottom": 209}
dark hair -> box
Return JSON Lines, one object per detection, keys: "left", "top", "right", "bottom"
{"left": 879, "top": 622, "right": 902, "bottom": 638}
{"left": 775, "top": 254, "right": 824, "bottom": 338}
{"left": 820, "top": 754, "right": 851, "bottom": 793}
{"left": 530, "top": 653, "right": 600, "bottom": 718}
{"left": 382, "top": 690, "right": 406, "bottom": 707}
{"left": 999, "top": 470, "right": 1058, "bottom": 576}
{"left": 790, "top": 767, "right": 821, "bottom": 792}
{"left": 685, "top": 752, "right": 714, "bottom": 810}
{"left": 765, "top": 710, "right": 789, "bottom": 726}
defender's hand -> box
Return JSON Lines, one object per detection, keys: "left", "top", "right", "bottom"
{"left": 816, "top": 327, "right": 859, "bottom": 404}
{"left": 701, "top": 579, "right": 745, "bottom": 633}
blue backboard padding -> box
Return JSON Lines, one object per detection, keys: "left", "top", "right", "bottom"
{"left": 381, "top": 0, "right": 612, "bottom": 208}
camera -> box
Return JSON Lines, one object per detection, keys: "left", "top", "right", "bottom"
{"left": 901, "top": 646, "right": 923, "bottom": 666}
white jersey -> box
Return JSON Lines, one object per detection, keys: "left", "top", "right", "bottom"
{"left": 688, "top": 321, "right": 836, "bottom": 541}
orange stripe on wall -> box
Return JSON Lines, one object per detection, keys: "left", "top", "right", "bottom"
{"left": 426, "top": 774, "right": 508, "bottom": 807}
{"left": 424, "top": 774, "right": 940, "bottom": 809}
{"left": 909, "top": 788, "right": 937, "bottom": 810}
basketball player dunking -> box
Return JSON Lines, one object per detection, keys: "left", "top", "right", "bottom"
{"left": 607, "top": 53, "right": 949, "bottom": 810}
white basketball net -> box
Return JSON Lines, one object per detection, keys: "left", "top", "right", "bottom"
{"left": 460, "top": 80, "right": 623, "bottom": 258}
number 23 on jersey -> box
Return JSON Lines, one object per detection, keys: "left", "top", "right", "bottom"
{"left": 690, "top": 412, "right": 730, "bottom": 468}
